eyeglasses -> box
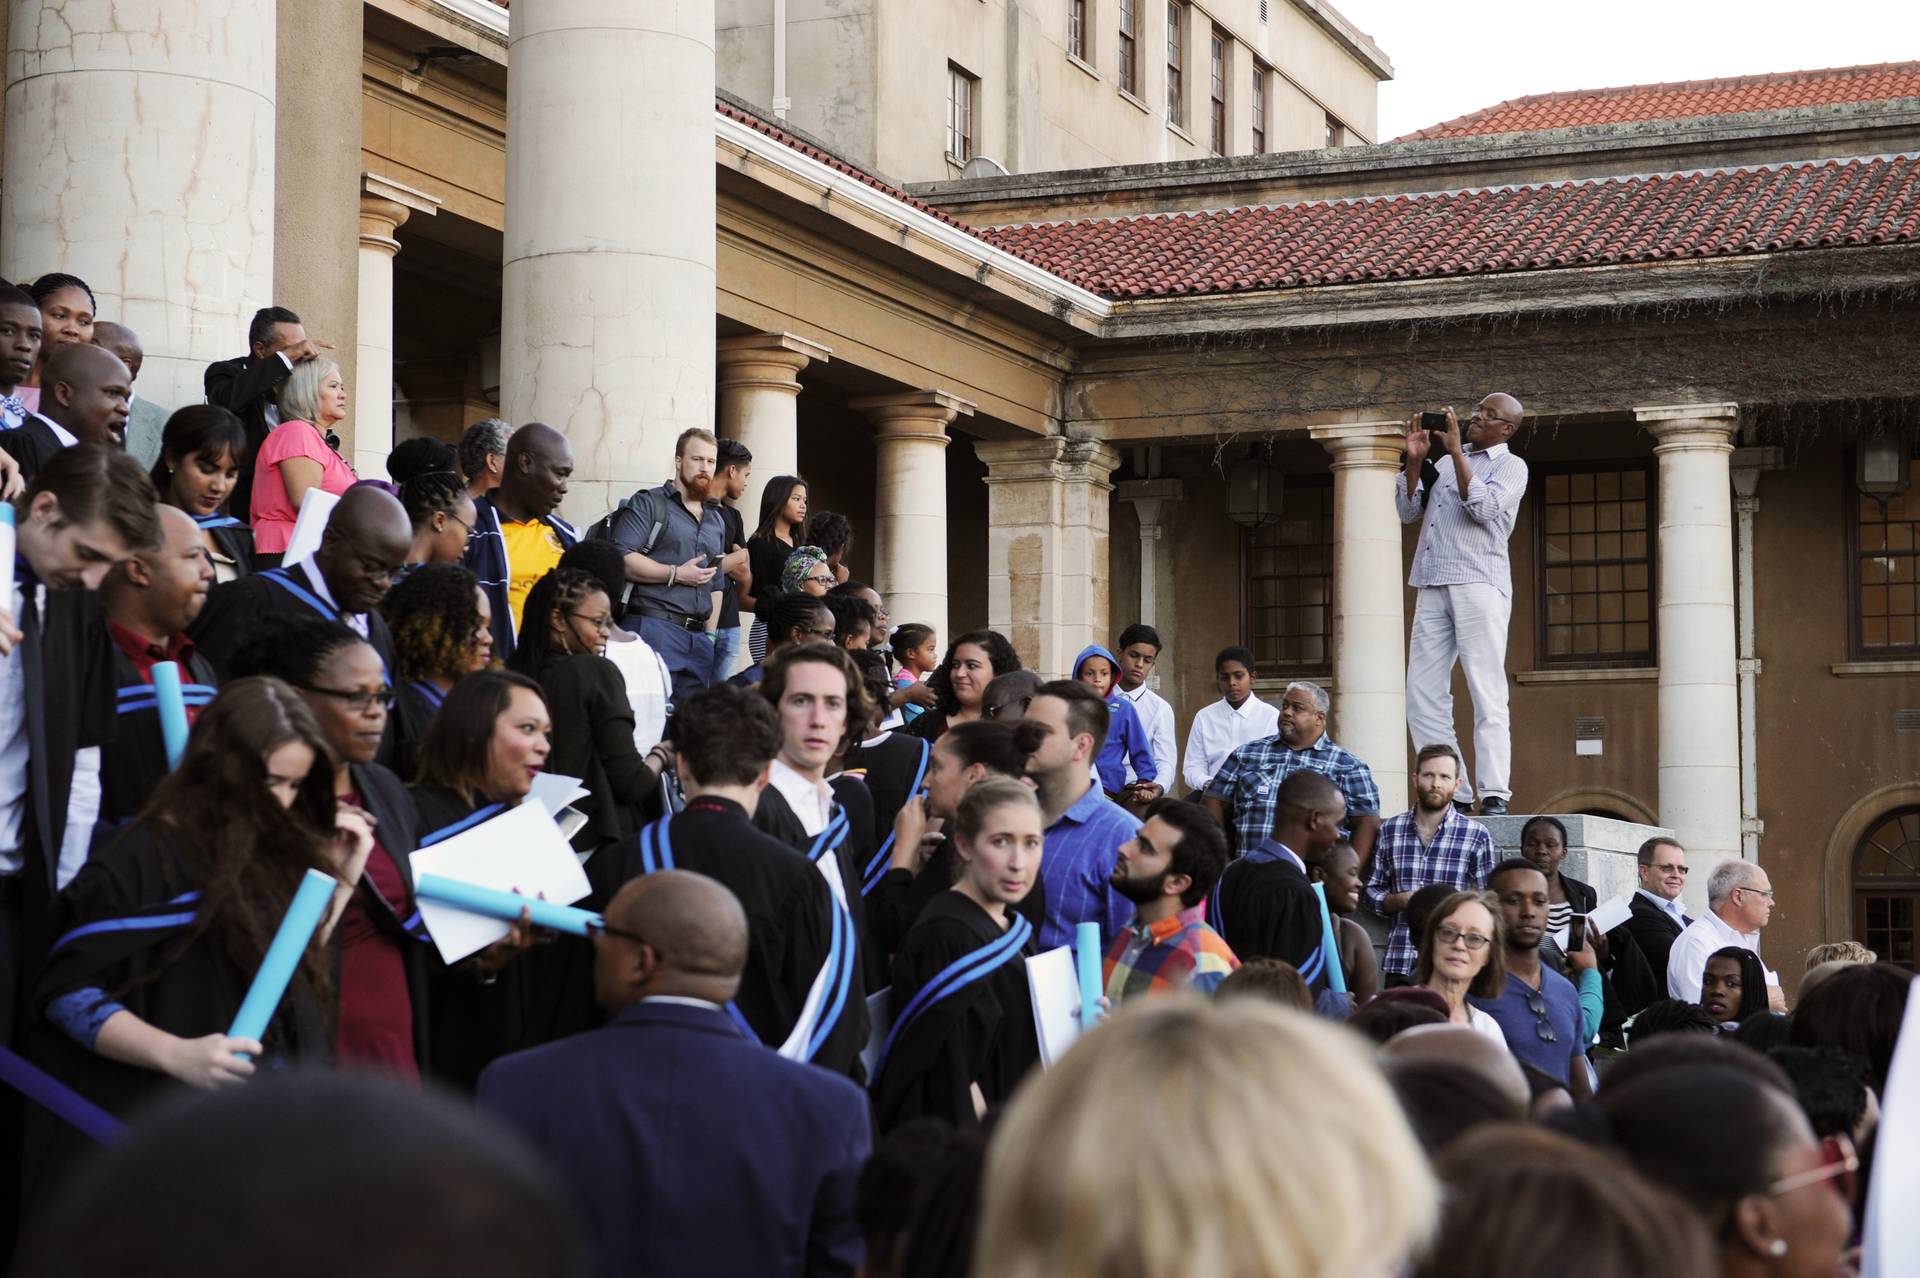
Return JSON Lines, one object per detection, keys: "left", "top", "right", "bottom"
{"left": 1734, "top": 886, "right": 1776, "bottom": 900}
{"left": 1525, "top": 991, "right": 1559, "bottom": 1043}
{"left": 805, "top": 573, "right": 836, "bottom": 588}
{"left": 1651, "top": 864, "right": 1690, "bottom": 875}
{"left": 1433, "top": 924, "right": 1491, "bottom": 951}
{"left": 445, "top": 511, "right": 475, "bottom": 537}
{"left": 567, "top": 612, "right": 614, "bottom": 636}
{"left": 985, "top": 696, "right": 1032, "bottom": 721}
{"left": 800, "top": 624, "right": 836, "bottom": 642}
{"left": 1767, "top": 1134, "right": 1858, "bottom": 1202}
{"left": 584, "top": 918, "right": 648, "bottom": 946}
{"left": 299, "top": 684, "right": 395, "bottom": 713}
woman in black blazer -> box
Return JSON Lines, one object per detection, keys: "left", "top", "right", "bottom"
{"left": 151, "top": 405, "right": 255, "bottom": 582}
{"left": 508, "top": 568, "right": 670, "bottom": 851}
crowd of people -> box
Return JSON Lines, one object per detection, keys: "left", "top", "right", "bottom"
{"left": 0, "top": 293, "right": 1908, "bottom": 1278}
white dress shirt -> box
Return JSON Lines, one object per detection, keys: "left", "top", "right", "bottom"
{"left": 769, "top": 757, "right": 833, "bottom": 837}
{"left": 1667, "top": 907, "right": 1774, "bottom": 1003}
{"left": 1120, "top": 682, "right": 1178, "bottom": 788}
{"left": 1395, "top": 441, "right": 1529, "bottom": 595}
{"left": 293, "top": 555, "right": 368, "bottom": 640}
{"left": 1183, "top": 694, "right": 1281, "bottom": 793}
{"left": 0, "top": 580, "right": 29, "bottom": 872}
{"left": 1635, "top": 887, "right": 1690, "bottom": 929}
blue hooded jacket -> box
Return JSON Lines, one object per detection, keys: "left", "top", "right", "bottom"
{"left": 1072, "top": 644, "right": 1157, "bottom": 794}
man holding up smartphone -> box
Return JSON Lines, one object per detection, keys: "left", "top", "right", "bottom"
{"left": 1398, "top": 394, "right": 1529, "bottom": 816}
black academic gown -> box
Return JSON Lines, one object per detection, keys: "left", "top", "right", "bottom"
{"left": 533, "top": 651, "right": 655, "bottom": 850}
{"left": 842, "top": 732, "right": 929, "bottom": 861}
{"left": 187, "top": 565, "right": 397, "bottom": 682}
{"left": 0, "top": 416, "right": 64, "bottom": 482}
{"left": 867, "top": 843, "right": 1045, "bottom": 975}
{"left": 97, "top": 643, "right": 219, "bottom": 827}
{"left": 193, "top": 514, "right": 256, "bottom": 581}
{"left": 602, "top": 797, "right": 864, "bottom": 1076}
{"left": 757, "top": 781, "right": 880, "bottom": 989}
{"left": 387, "top": 680, "right": 444, "bottom": 785}
{"left": 872, "top": 891, "right": 1039, "bottom": 1135}
{"left": 346, "top": 762, "right": 432, "bottom": 1070}
{"left": 25, "top": 821, "right": 331, "bottom": 1191}
{"left": 1209, "top": 844, "right": 1326, "bottom": 986}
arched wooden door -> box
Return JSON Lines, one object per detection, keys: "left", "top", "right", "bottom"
{"left": 1853, "top": 806, "right": 1920, "bottom": 971}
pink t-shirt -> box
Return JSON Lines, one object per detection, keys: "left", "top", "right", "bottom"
{"left": 250, "top": 419, "right": 357, "bottom": 553}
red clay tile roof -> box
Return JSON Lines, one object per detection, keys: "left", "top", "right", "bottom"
{"left": 975, "top": 155, "right": 1920, "bottom": 299}
{"left": 1397, "top": 62, "right": 1920, "bottom": 141}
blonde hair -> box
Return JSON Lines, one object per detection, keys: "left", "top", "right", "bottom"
{"left": 276, "top": 358, "right": 341, "bottom": 425}
{"left": 1805, "top": 940, "right": 1876, "bottom": 970}
{"left": 974, "top": 999, "right": 1437, "bottom": 1278}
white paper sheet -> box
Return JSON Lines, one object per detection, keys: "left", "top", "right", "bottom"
{"left": 861, "top": 988, "right": 893, "bottom": 1080}
{"left": 1026, "top": 945, "right": 1085, "bottom": 1068}
{"left": 282, "top": 487, "right": 340, "bottom": 565}
{"left": 1586, "top": 895, "right": 1633, "bottom": 935}
{"left": 527, "top": 772, "right": 590, "bottom": 817}
{"left": 1862, "top": 989, "right": 1920, "bottom": 1276}
{"left": 409, "top": 801, "right": 593, "bottom": 963}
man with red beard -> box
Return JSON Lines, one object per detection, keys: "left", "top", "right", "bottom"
{"left": 611, "top": 426, "right": 727, "bottom": 704}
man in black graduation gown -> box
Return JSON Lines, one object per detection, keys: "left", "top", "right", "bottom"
{"left": 203, "top": 305, "right": 328, "bottom": 521}
{"left": 0, "top": 343, "right": 133, "bottom": 481}
{"left": 189, "top": 484, "right": 407, "bottom": 679}
{"left": 606, "top": 684, "right": 864, "bottom": 1077}
{"left": 96, "top": 507, "right": 218, "bottom": 827}
{"left": 1209, "top": 770, "right": 1344, "bottom": 991}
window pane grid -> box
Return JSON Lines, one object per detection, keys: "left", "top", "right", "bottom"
{"left": 1166, "top": 1, "right": 1184, "bottom": 127}
{"left": 946, "top": 65, "right": 974, "bottom": 161}
{"left": 1242, "top": 481, "right": 1334, "bottom": 674}
{"left": 1209, "top": 30, "right": 1226, "bottom": 155}
{"left": 1854, "top": 459, "right": 1920, "bottom": 655}
{"left": 1068, "top": 0, "right": 1086, "bottom": 60}
{"left": 1119, "top": 0, "right": 1137, "bottom": 95}
{"left": 1251, "top": 64, "right": 1266, "bottom": 153}
{"left": 1537, "top": 464, "right": 1655, "bottom": 665}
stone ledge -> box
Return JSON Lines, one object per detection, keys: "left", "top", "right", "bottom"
{"left": 1829, "top": 659, "right": 1920, "bottom": 677}
{"left": 1515, "top": 667, "right": 1658, "bottom": 685}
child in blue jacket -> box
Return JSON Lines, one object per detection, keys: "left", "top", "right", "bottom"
{"left": 1073, "top": 644, "right": 1157, "bottom": 798}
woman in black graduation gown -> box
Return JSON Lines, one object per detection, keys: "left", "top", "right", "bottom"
{"left": 408, "top": 670, "right": 572, "bottom": 1088}
{"left": 150, "top": 404, "right": 254, "bottom": 583}
{"left": 229, "top": 614, "right": 431, "bottom": 1076}
{"left": 872, "top": 777, "right": 1045, "bottom": 1135}
{"left": 380, "top": 562, "right": 494, "bottom": 780}
{"left": 30, "top": 678, "right": 372, "bottom": 1179}
{"left": 507, "top": 567, "right": 666, "bottom": 849}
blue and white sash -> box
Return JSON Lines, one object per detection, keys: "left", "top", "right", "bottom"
{"left": 1207, "top": 861, "right": 1325, "bottom": 985}
{"left": 259, "top": 566, "right": 340, "bottom": 621}
{"left": 192, "top": 514, "right": 244, "bottom": 530}
{"left": 115, "top": 681, "right": 216, "bottom": 716}
{"left": 871, "top": 911, "right": 1033, "bottom": 1081}
{"left": 409, "top": 680, "right": 446, "bottom": 712}
{"left": 860, "top": 738, "right": 932, "bottom": 896}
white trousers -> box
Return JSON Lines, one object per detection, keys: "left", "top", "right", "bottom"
{"left": 1405, "top": 583, "right": 1512, "bottom": 803}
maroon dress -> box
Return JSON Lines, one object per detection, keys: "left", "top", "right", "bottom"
{"left": 336, "top": 799, "right": 418, "bottom": 1080}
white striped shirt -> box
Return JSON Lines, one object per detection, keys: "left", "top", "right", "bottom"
{"left": 1395, "top": 442, "right": 1529, "bottom": 595}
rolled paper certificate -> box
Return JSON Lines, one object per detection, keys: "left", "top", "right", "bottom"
{"left": 228, "top": 868, "right": 338, "bottom": 1056}
{"left": 149, "top": 660, "right": 190, "bottom": 769}
{"left": 1311, "top": 882, "right": 1349, "bottom": 996}
{"left": 415, "top": 873, "right": 600, "bottom": 937}
{"left": 1075, "top": 921, "right": 1103, "bottom": 1030}
{"left": 0, "top": 503, "right": 15, "bottom": 587}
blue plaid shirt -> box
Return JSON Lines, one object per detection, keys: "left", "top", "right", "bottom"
{"left": 1205, "top": 733, "right": 1380, "bottom": 855}
{"left": 1362, "top": 807, "right": 1498, "bottom": 976}
{"left": 1038, "top": 784, "right": 1139, "bottom": 951}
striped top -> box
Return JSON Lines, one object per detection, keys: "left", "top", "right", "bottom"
{"left": 1394, "top": 442, "right": 1529, "bottom": 594}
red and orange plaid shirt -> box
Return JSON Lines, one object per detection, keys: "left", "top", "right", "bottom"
{"left": 1102, "top": 904, "right": 1241, "bottom": 1004}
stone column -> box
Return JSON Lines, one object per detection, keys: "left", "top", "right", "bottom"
{"left": 1638, "top": 403, "right": 1742, "bottom": 904}
{"left": 2, "top": 0, "right": 276, "bottom": 414}
{"left": 1313, "top": 424, "right": 1412, "bottom": 816}
{"left": 851, "top": 390, "right": 975, "bottom": 644}
{"left": 502, "top": 0, "right": 715, "bottom": 522}
{"left": 717, "top": 332, "right": 830, "bottom": 526}
{"left": 1115, "top": 478, "right": 1185, "bottom": 629}
{"left": 976, "top": 437, "right": 1122, "bottom": 677}
{"left": 275, "top": 0, "right": 361, "bottom": 424}
{"left": 355, "top": 176, "right": 439, "bottom": 479}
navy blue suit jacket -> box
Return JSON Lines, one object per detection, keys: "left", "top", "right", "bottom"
{"left": 476, "top": 999, "right": 872, "bottom": 1278}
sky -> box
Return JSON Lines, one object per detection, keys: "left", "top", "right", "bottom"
{"left": 1332, "top": 0, "right": 1920, "bottom": 141}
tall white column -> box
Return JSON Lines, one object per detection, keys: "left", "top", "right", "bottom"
{"left": 976, "top": 437, "right": 1122, "bottom": 677}
{"left": 355, "top": 176, "right": 438, "bottom": 479}
{"left": 852, "top": 390, "right": 974, "bottom": 644}
{"left": 1314, "top": 423, "right": 1411, "bottom": 816}
{"left": 718, "top": 331, "right": 830, "bottom": 527}
{"left": 1638, "top": 403, "right": 1742, "bottom": 904}
{"left": 2, "top": 0, "right": 276, "bottom": 414}
{"left": 1116, "top": 478, "right": 1185, "bottom": 629}
{"left": 502, "top": 0, "right": 715, "bottom": 522}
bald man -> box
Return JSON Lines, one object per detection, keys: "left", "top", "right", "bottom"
{"left": 1398, "top": 392, "right": 1531, "bottom": 816}
{"left": 94, "top": 321, "right": 165, "bottom": 469}
{"left": 478, "top": 871, "right": 872, "bottom": 1278}
{"left": 0, "top": 343, "right": 131, "bottom": 481}
{"left": 463, "top": 421, "right": 578, "bottom": 661}
{"left": 190, "top": 485, "right": 407, "bottom": 680}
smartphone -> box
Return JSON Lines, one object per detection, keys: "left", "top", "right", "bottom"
{"left": 1419, "top": 410, "right": 1448, "bottom": 430}
{"left": 1566, "top": 915, "right": 1587, "bottom": 953}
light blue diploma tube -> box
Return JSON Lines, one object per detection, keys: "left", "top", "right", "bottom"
{"left": 228, "top": 868, "right": 337, "bottom": 1056}
{"left": 1075, "top": 920, "right": 1103, "bottom": 1030}
{"left": 1311, "top": 882, "right": 1349, "bottom": 995}
{"left": 414, "top": 874, "right": 600, "bottom": 937}
{"left": 0, "top": 503, "right": 15, "bottom": 588}
{"left": 149, "top": 660, "right": 190, "bottom": 768}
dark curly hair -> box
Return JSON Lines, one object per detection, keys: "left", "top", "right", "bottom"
{"left": 397, "top": 469, "right": 471, "bottom": 533}
{"left": 381, "top": 563, "right": 485, "bottom": 682}
{"left": 804, "top": 510, "right": 851, "bottom": 558}
{"left": 227, "top": 612, "right": 368, "bottom": 688}
{"left": 387, "top": 437, "right": 459, "bottom": 486}
{"left": 507, "top": 567, "right": 610, "bottom": 676}
{"left": 927, "top": 629, "right": 1021, "bottom": 716}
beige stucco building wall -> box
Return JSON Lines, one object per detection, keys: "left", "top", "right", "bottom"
{"left": 718, "top": 0, "right": 1388, "bottom": 183}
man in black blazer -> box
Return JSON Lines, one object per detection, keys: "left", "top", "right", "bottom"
{"left": 203, "top": 306, "right": 327, "bottom": 519}
{"left": 478, "top": 870, "right": 871, "bottom": 1278}
{"left": 1611, "top": 836, "right": 1692, "bottom": 1014}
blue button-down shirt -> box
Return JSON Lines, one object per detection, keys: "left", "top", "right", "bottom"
{"left": 1363, "top": 806, "right": 1498, "bottom": 976}
{"left": 1205, "top": 732, "right": 1380, "bottom": 856}
{"left": 1039, "top": 784, "right": 1139, "bottom": 951}
{"left": 1395, "top": 442, "right": 1529, "bottom": 595}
